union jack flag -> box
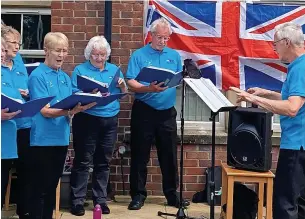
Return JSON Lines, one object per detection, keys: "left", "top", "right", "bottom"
{"left": 144, "top": 1, "right": 305, "bottom": 91}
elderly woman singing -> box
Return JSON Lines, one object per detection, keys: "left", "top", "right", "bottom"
{"left": 27, "top": 32, "right": 95, "bottom": 219}
{"left": 70, "top": 35, "right": 127, "bottom": 216}
{"left": 1, "top": 25, "right": 31, "bottom": 219}
{"left": 1, "top": 36, "right": 21, "bottom": 209}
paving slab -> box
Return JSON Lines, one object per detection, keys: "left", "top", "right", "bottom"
{"left": 1, "top": 196, "right": 222, "bottom": 219}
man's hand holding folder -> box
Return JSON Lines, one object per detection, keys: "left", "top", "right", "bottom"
{"left": 135, "top": 66, "right": 183, "bottom": 89}
{"left": 148, "top": 81, "right": 168, "bottom": 92}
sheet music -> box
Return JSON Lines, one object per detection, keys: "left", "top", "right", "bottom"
{"left": 80, "top": 75, "right": 108, "bottom": 87}
{"left": 184, "top": 78, "right": 234, "bottom": 113}
{"left": 1, "top": 93, "right": 23, "bottom": 103}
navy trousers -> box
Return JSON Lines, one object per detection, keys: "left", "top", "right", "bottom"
{"left": 273, "top": 147, "right": 305, "bottom": 219}
{"left": 28, "top": 146, "right": 68, "bottom": 219}
{"left": 70, "top": 112, "right": 118, "bottom": 206}
{"left": 129, "top": 100, "right": 179, "bottom": 202}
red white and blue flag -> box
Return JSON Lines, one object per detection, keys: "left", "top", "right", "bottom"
{"left": 144, "top": 1, "right": 305, "bottom": 91}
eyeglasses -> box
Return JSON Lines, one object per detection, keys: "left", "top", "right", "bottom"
{"left": 273, "top": 38, "right": 287, "bottom": 47}
{"left": 91, "top": 54, "right": 107, "bottom": 59}
{"left": 51, "top": 49, "right": 68, "bottom": 55}
{"left": 153, "top": 33, "right": 170, "bottom": 42}
{"left": 6, "top": 41, "right": 23, "bottom": 47}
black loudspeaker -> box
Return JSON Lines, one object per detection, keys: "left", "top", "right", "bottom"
{"left": 227, "top": 107, "right": 273, "bottom": 172}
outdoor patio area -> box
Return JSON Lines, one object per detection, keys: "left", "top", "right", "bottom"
{"left": 2, "top": 196, "right": 221, "bottom": 219}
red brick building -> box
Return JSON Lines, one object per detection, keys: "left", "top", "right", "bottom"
{"left": 1, "top": 0, "right": 280, "bottom": 199}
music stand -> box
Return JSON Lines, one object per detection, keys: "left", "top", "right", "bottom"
{"left": 157, "top": 66, "right": 200, "bottom": 219}
{"left": 157, "top": 75, "right": 236, "bottom": 219}
{"left": 184, "top": 78, "right": 236, "bottom": 219}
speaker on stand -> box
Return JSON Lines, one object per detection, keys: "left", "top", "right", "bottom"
{"left": 227, "top": 107, "right": 273, "bottom": 172}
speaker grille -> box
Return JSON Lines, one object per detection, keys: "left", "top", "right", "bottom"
{"left": 227, "top": 107, "right": 273, "bottom": 172}
{"left": 229, "top": 123, "right": 262, "bottom": 166}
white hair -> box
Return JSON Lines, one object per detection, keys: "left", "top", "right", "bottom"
{"left": 150, "top": 17, "right": 172, "bottom": 35}
{"left": 1, "top": 37, "right": 6, "bottom": 48}
{"left": 274, "top": 22, "right": 304, "bottom": 48}
{"left": 84, "top": 36, "right": 111, "bottom": 60}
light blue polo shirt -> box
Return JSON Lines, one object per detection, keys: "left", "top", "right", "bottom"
{"left": 71, "top": 61, "right": 123, "bottom": 117}
{"left": 1, "top": 65, "right": 20, "bottom": 159}
{"left": 280, "top": 54, "right": 305, "bottom": 150}
{"left": 14, "top": 52, "right": 24, "bottom": 64}
{"left": 1, "top": 61, "right": 31, "bottom": 129}
{"left": 126, "top": 44, "right": 182, "bottom": 110}
{"left": 28, "top": 63, "right": 72, "bottom": 146}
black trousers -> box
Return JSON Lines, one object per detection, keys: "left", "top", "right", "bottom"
{"left": 70, "top": 112, "right": 118, "bottom": 206}
{"left": 16, "top": 128, "right": 31, "bottom": 217}
{"left": 273, "top": 148, "right": 305, "bottom": 219}
{"left": 28, "top": 146, "right": 67, "bottom": 219}
{"left": 129, "top": 100, "right": 178, "bottom": 201}
{"left": 1, "top": 159, "right": 13, "bottom": 209}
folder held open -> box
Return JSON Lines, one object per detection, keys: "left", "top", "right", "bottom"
{"left": 1, "top": 94, "right": 54, "bottom": 119}
{"left": 77, "top": 67, "right": 121, "bottom": 93}
{"left": 135, "top": 66, "right": 183, "bottom": 88}
{"left": 50, "top": 92, "right": 127, "bottom": 110}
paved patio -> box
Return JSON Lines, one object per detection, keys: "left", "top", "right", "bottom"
{"left": 2, "top": 196, "right": 222, "bottom": 219}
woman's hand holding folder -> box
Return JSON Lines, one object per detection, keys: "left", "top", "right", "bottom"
{"left": 1, "top": 108, "right": 21, "bottom": 120}
{"left": 117, "top": 78, "right": 128, "bottom": 93}
{"left": 69, "top": 101, "right": 97, "bottom": 116}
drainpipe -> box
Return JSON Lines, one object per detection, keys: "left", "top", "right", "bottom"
{"left": 104, "top": 1, "right": 112, "bottom": 62}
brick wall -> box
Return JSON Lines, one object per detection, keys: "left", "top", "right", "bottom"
{"left": 51, "top": 0, "right": 140, "bottom": 142}
{"left": 110, "top": 145, "right": 279, "bottom": 199}
{"left": 51, "top": 1, "right": 280, "bottom": 199}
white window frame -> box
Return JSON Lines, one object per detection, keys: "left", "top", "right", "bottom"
{"left": 272, "top": 115, "right": 281, "bottom": 133}
{"left": 176, "top": 88, "right": 227, "bottom": 132}
{"left": 177, "top": 112, "right": 226, "bottom": 131}
{"left": 1, "top": 7, "right": 51, "bottom": 59}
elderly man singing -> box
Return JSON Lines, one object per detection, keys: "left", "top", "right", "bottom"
{"left": 230, "top": 22, "right": 305, "bottom": 219}
{"left": 126, "top": 17, "right": 190, "bottom": 210}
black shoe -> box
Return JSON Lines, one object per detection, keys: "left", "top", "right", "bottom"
{"left": 167, "top": 198, "right": 190, "bottom": 208}
{"left": 70, "top": 204, "right": 85, "bottom": 216}
{"left": 128, "top": 199, "right": 144, "bottom": 210}
{"left": 100, "top": 203, "right": 110, "bottom": 214}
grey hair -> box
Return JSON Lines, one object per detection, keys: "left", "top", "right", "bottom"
{"left": 150, "top": 17, "right": 172, "bottom": 34}
{"left": 1, "top": 25, "right": 20, "bottom": 41}
{"left": 1, "top": 37, "right": 6, "bottom": 48}
{"left": 84, "top": 36, "right": 111, "bottom": 60}
{"left": 274, "top": 22, "right": 304, "bottom": 47}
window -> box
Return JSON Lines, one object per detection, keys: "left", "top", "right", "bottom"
{"left": 1, "top": 8, "right": 51, "bottom": 64}
{"left": 272, "top": 114, "right": 281, "bottom": 132}
{"left": 175, "top": 85, "right": 226, "bottom": 131}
